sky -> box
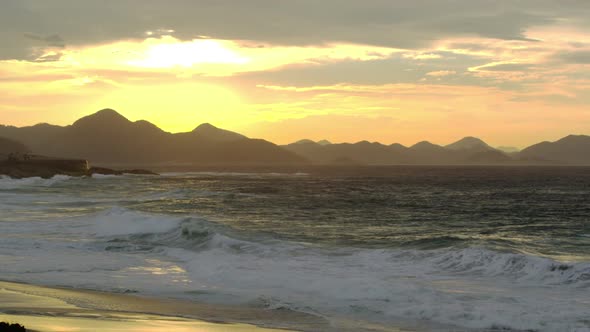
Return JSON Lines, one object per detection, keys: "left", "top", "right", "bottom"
{"left": 1, "top": 1, "right": 589, "bottom": 148}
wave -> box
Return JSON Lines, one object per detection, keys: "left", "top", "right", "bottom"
{"left": 161, "top": 171, "right": 309, "bottom": 178}
{"left": 0, "top": 174, "right": 74, "bottom": 189}
{"left": 6, "top": 206, "right": 589, "bottom": 331}
{"left": 91, "top": 173, "right": 120, "bottom": 179}
{"left": 88, "top": 207, "right": 187, "bottom": 237}
{"left": 157, "top": 229, "right": 590, "bottom": 331}
{"left": 86, "top": 208, "right": 590, "bottom": 287}
{"left": 430, "top": 247, "right": 590, "bottom": 285}
{"left": 400, "top": 235, "right": 470, "bottom": 249}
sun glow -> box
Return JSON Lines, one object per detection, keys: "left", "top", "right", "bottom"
{"left": 33, "top": 35, "right": 400, "bottom": 77}
{"left": 128, "top": 37, "right": 250, "bottom": 68}
{"left": 2, "top": 23, "right": 590, "bottom": 146}
{"left": 88, "top": 82, "right": 246, "bottom": 133}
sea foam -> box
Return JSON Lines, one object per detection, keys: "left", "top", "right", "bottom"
{"left": 89, "top": 207, "right": 186, "bottom": 237}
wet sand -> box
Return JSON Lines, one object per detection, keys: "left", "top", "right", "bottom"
{"left": 0, "top": 281, "right": 424, "bottom": 332}
{"left": 0, "top": 281, "right": 328, "bottom": 332}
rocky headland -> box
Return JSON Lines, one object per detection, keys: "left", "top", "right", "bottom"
{"left": 0, "top": 154, "right": 157, "bottom": 179}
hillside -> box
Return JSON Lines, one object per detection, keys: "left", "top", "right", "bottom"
{"left": 518, "top": 135, "right": 590, "bottom": 164}
{"left": 283, "top": 137, "right": 513, "bottom": 165}
{"left": 0, "top": 109, "right": 306, "bottom": 165}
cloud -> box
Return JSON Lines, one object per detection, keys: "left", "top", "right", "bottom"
{"left": 555, "top": 50, "right": 590, "bottom": 64}
{"left": 24, "top": 33, "right": 65, "bottom": 48}
{"left": 471, "top": 63, "right": 533, "bottom": 72}
{"left": 403, "top": 53, "right": 442, "bottom": 60}
{"left": 237, "top": 52, "right": 486, "bottom": 87}
{"left": 1, "top": 0, "right": 589, "bottom": 60}
{"left": 426, "top": 70, "right": 456, "bottom": 77}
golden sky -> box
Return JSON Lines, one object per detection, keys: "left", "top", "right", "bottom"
{"left": 1, "top": 1, "right": 590, "bottom": 148}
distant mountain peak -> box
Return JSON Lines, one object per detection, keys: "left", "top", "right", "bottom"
{"left": 411, "top": 141, "right": 440, "bottom": 150}
{"left": 519, "top": 134, "right": 590, "bottom": 164}
{"left": 291, "top": 139, "right": 332, "bottom": 146}
{"left": 133, "top": 119, "right": 163, "bottom": 132}
{"left": 91, "top": 109, "right": 128, "bottom": 121}
{"left": 559, "top": 134, "right": 589, "bottom": 142}
{"left": 193, "top": 123, "right": 217, "bottom": 131}
{"left": 292, "top": 139, "right": 318, "bottom": 145}
{"left": 446, "top": 136, "right": 493, "bottom": 151}
{"left": 389, "top": 143, "right": 408, "bottom": 152}
{"left": 192, "top": 123, "right": 246, "bottom": 142}
{"left": 73, "top": 109, "right": 130, "bottom": 127}
{"left": 96, "top": 108, "right": 121, "bottom": 115}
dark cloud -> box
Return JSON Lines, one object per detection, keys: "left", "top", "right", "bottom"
{"left": 0, "top": 0, "right": 589, "bottom": 60}
{"left": 236, "top": 52, "right": 488, "bottom": 87}
{"left": 25, "top": 33, "right": 66, "bottom": 48}
{"left": 555, "top": 50, "right": 590, "bottom": 64}
{"left": 24, "top": 33, "right": 65, "bottom": 48}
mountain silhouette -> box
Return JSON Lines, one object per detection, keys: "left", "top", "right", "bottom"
{"left": 0, "top": 137, "right": 30, "bottom": 155}
{"left": 284, "top": 140, "right": 406, "bottom": 165}
{"left": 284, "top": 137, "right": 515, "bottom": 165}
{"left": 0, "top": 109, "right": 305, "bottom": 165}
{"left": 497, "top": 146, "right": 520, "bottom": 153}
{"left": 518, "top": 135, "right": 590, "bottom": 164}
{"left": 1, "top": 111, "right": 588, "bottom": 166}
{"left": 191, "top": 123, "right": 247, "bottom": 142}
{"left": 0, "top": 123, "right": 62, "bottom": 153}
{"left": 445, "top": 137, "right": 495, "bottom": 152}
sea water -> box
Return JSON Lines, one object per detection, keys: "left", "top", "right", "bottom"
{"left": 0, "top": 167, "right": 589, "bottom": 331}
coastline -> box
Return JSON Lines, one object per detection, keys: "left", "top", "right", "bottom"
{"left": 4, "top": 171, "right": 586, "bottom": 331}
{"left": 0, "top": 280, "right": 324, "bottom": 332}
{"left": 0, "top": 280, "right": 432, "bottom": 332}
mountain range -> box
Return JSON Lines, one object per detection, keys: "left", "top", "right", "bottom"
{"left": 282, "top": 136, "right": 514, "bottom": 165}
{"left": 0, "top": 109, "right": 304, "bottom": 165}
{"left": 1, "top": 109, "right": 589, "bottom": 166}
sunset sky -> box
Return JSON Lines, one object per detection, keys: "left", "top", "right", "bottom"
{"left": 1, "top": 1, "right": 589, "bottom": 148}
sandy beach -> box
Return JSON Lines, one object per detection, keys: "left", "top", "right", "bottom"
{"left": 0, "top": 281, "right": 424, "bottom": 332}
{"left": 0, "top": 281, "right": 330, "bottom": 332}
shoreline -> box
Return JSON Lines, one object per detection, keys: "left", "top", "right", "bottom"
{"left": 0, "top": 280, "right": 432, "bottom": 332}
{"left": 0, "top": 280, "right": 321, "bottom": 332}
{"left": 0, "top": 280, "right": 417, "bottom": 332}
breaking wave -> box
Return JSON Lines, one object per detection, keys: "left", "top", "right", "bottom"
{"left": 56, "top": 207, "right": 588, "bottom": 331}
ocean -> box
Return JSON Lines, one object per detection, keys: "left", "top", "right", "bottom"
{"left": 1, "top": 166, "right": 589, "bottom": 331}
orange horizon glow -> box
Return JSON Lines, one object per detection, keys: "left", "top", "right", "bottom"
{"left": 1, "top": 25, "right": 590, "bottom": 148}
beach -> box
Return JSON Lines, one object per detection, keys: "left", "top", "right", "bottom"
{"left": 0, "top": 281, "right": 332, "bottom": 332}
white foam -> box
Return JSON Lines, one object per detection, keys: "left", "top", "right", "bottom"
{"left": 1, "top": 201, "right": 589, "bottom": 331}
{"left": 429, "top": 247, "right": 590, "bottom": 285}
{"left": 0, "top": 175, "right": 73, "bottom": 189}
{"left": 89, "top": 207, "right": 185, "bottom": 237}
{"left": 162, "top": 242, "right": 590, "bottom": 331}
{"left": 90, "top": 173, "right": 119, "bottom": 179}
{"left": 161, "top": 171, "right": 309, "bottom": 178}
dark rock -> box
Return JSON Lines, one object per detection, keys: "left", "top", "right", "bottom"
{"left": 0, "top": 322, "right": 26, "bottom": 332}
{"left": 0, "top": 158, "right": 88, "bottom": 179}
{"left": 0, "top": 156, "right": 157, "bottom": 179}
{"left": 88, "top": 167, "right": 158, "bottom": 176}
